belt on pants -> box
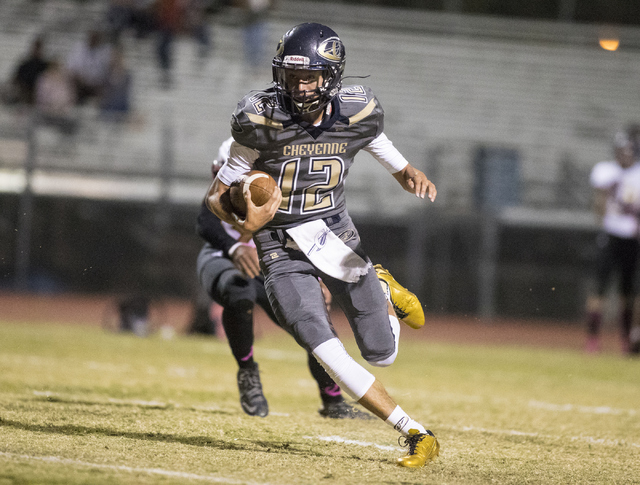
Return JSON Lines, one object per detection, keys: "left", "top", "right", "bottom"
{"left": 268, "top": 214, "right": 342, "bottom": 243}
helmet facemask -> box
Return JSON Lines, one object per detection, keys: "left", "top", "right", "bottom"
{"left": 272, "top": 64, "right": 341, "bottom": 116}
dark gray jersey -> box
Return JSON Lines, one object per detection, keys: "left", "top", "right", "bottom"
{"left": 230, "top": 85, "right": 384, "bottom": 229}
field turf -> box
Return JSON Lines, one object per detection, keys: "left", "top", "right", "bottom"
{"left": 0, "top": 319, "right": 638, "bottom": 484}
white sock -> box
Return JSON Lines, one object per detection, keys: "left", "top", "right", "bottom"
{"left": 385, "top": 405, "right": 427, "bottom": 436}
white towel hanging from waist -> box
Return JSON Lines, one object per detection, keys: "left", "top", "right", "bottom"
{"left": 286, "top": 219, "right": 371, "bottom": 283}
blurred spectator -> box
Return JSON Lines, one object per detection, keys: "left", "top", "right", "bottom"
{"left": 154, "top": 0, "right": 185, "bottom": 88}
{"left": 584, "top": 129, "right": 640, "bottom": 354}
{"left": 105, "top": 0, "right": 156, "bottom": 43}
{"left": 65, "top": 29, "right": 113, "bottom": 105}
{"left": 153, "top": 0, "right": 212, "bottom": 88}
{"left": 106, "top": 0, "right": 134, "bottom": 43}
{"left": 235, "top": 0, "right": 274, "bottom": 69}
{"left": 1, "top": 35, "right": 50, "bottom": 106}
{"left": 184, "top": 0, "right": 213, "bottom": 59}
{"left": 99, "top": 45, "right": 133, "bottom": 122}
{"left": 34, "top": 59, "right": 79, "bottom": 135}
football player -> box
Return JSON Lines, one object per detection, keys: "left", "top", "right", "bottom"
{"left": 197, "top": 138, "right": 372, "bottom": 419}
{"left": 585, "top": 129, "right": 640, "bottom": 354}
{"left": 206, "top": 23, "right": 439, "bottom": 467}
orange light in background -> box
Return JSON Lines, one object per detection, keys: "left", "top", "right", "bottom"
{"left": 599, "top": 38, "right": 620, "bottom": 51}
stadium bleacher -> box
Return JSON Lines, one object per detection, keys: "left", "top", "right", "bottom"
{"left": 2, "top": 0, "right": 640, "bottom": 214}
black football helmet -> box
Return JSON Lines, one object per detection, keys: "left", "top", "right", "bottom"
{"left": 272, "top": 23, "right": 346, "bottom": 116}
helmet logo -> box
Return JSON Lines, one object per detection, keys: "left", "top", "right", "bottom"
{"left": 275, "top": 38, "right": 284, "bottom": 57}
{"left": 317, "top": 37, "right": 343, "bottom": 62}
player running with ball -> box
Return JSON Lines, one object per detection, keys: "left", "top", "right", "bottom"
{"left": 207, "top": 23, "right": 439, "bottom": 467}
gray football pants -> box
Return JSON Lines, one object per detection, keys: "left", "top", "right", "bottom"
{"left": 254, "top": 212, "right": 395, "bottom": 364}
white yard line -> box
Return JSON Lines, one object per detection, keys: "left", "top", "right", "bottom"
{"left": 307, "top": 435, "right": 400, "bottom": 451}
{"left": 444, "top": 425, "right": 640, "bottom": 449}
{"left": 528, "top": 399, "right": 637, "bottom": 416}
{"left": 0, "top": 451, "right": 272, "bottom": 484}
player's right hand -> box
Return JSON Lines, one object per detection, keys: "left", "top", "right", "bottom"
{"left": 231, "top": 244, "right": 261, "bottom": 279}
{"left": 243, "top": 185, "right": 282, "bottom": 233}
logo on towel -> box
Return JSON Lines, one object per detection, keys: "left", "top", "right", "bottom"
{"left": 307, "top": 227, "right": 331, "bottom": 255}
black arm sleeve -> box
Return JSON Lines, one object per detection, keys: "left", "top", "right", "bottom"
{"left": 196, "top": 202, "right": 238, "bottom": 257}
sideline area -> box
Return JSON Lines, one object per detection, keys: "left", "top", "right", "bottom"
{"left": 0, "top": 291, "right": 625, "bottom": 354}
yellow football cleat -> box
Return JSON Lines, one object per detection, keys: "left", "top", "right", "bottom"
{"left": 374, "top": 264, "right": 425, "bottom": 329}
{"left": 397, "top": 429, "right": 440, "bottom": 468}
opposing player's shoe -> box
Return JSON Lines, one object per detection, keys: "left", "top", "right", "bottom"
{"left": 237, "top": 365, "right": 268, "bottom": 417}
{"left": 397, "top": 429, "right": 440, "bottom": 468}
{"left": 374, "top": 264, "right": 425, "bottom": 329}
{"left": 318, "top": 400, "right": 375, "bottom": 420}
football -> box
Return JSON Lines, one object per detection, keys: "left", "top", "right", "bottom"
{"left": 229, "top": 170, "right": 277, "bottom": 218}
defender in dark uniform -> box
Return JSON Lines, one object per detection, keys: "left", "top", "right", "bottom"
{"left": 206, "top": 23, "right": 439, "bottom": 467}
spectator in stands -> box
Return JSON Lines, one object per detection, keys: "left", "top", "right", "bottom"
{"left": 153, "top": 0, "right": 212, "bottom": 88}
{"left": 34, "top": 59, "right": 79, "bottom": 135}
{"left": 99, "top": 45, "right": 133, "bottom": 122}
{"left": 154, "top": 0, "right": 184, "bottom": 88}
{"left": 184, "top": 0, "right": 213, "bottom": 60}
{"left": 65, "top": 29, "right": 113, "bottom": 105}
{"left": 235, "top": 0, "right": 274, "bottom": 71}
{"left": 1, "top": 35, "right": 50, "bottom": 106}
{"left": 584, "top": 129, "right": 640, "bottom": 354}
{"left": 106, "top": 0, "right": 156, "bottom": 43}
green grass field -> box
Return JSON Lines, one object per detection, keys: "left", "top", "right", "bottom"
{"left": 0, "top": 320, "right": 638, "bottom": 484}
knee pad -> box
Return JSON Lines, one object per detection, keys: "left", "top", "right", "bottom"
{"left": 218, "top": 270, "right": 256, "bottom": 311}
{"left": 368, "top": 314, "right": 400, "bottom": 368}
{"left": 312, "top": 338, "right": 375, "bottom": 400}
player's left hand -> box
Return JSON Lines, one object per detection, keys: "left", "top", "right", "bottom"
{"left": 394, "top": 165, "right": 437, "bottom": 202}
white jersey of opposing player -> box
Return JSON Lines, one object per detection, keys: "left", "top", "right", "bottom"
{"left": 590, "top": 160, "right": 640, "bottom": 238}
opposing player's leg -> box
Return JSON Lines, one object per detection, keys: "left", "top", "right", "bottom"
{"left": 197, "top": 245, "right": 268, "bottom": 417}
{"left": 618, "top": 238, "right": 639, "bottom": 354}
{"left": 585, "top": 238, "right": 614, "bottom": 353}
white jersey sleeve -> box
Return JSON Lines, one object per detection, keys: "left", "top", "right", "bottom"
{"left": 216, "top": 140, "right": 259, "bottom": 186}
{"left": 363, "top": 132, "right": 409, "bottom": 174}
{"left": 590, "top": 160, "right": 621, "bottom": 190}
{"left": 216, "top": 137, "right": 233, "bottom": 163}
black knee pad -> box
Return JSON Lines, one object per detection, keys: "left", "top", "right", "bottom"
{"left": 217, "top": 269, "right": 258, "bottom": 311}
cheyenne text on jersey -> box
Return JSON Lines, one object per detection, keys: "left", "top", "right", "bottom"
{"left": 284, "top": 142, "right": 348, "bottom": 157}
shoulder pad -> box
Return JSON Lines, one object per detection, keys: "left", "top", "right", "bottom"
{"left": 337, "top": 85, "right": 383, "bottom": 119}
{"left": 336, "top": 85, "right": 383, "bottom": 135}
{"left": 231, "top": 89, "right": 287, "bottom": 148}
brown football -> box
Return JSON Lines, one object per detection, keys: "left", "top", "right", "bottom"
{"left": 229, "top": 170, "right": 277, "bottom": 218}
